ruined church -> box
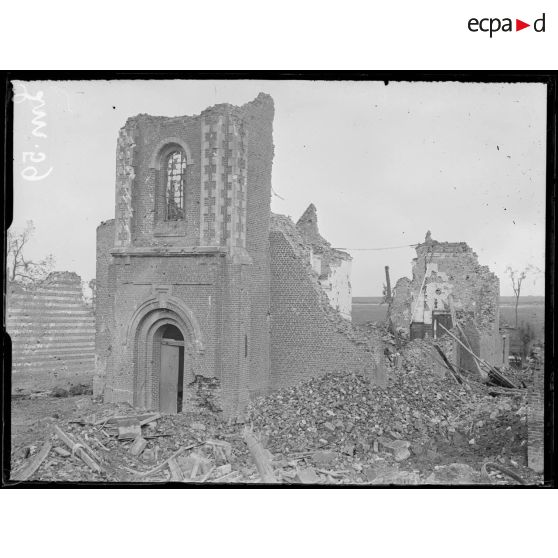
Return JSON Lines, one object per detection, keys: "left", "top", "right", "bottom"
{"left": 94, "top": 94, "right": 383, "bottom": 417}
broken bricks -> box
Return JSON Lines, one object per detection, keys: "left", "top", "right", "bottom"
{"left": 378, "top": 438, "right": 411, "bottom": 462}
{"left": 295, "top": 467, "right": 320, "bottom": 484}
{"left": 177, "top": 452, "right": 212, "bottom": 480}
{"left": 204, "top": 439, "right": 232, "bottom": 463}
{"left": 311, "top": 450, "right": 337, "bottom": 467}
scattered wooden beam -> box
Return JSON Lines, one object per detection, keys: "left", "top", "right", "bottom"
{"left": 53, "top": 425, "right": 102, "bottom": 473}
{"left": 139, "top": 413, "right": 162, "bottom": 427}
{"left": 98, "top": 412, "right": 160, "bottom": 426}
{"left": 448, "top": 298, "right": 488, "bottom": 381}
{"left": 432, "top": 345, "right": 462, "bottom": 384}
{"left": 168, "top": 458, "right": 184, "bottom": 481}
{"left": 198, "top": 465, "right": 216, "bottom": 483}
{"left": 438, "top": 323, "right": 518, "bottom": 389}
{"left": 11, "top": 440, "right": 52, "bottom": 481}
{"left": 242, "top": 427, "right": 278, "bottom": 484}
{"left": 74, "top": 433, "right": 103, "bottom": 464}
{"left": 487, "top": 367, "right": 518, "bottom": 389}
{"left": 133, "top": 443, "right": 203, "bottom": 478}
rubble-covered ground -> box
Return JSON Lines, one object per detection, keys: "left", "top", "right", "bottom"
{"left": 9, "top": 333, "right": 543, "bottom": 485}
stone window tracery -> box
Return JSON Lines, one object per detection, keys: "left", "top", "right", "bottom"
{"left": 164, "top": 150, "right": 187, "bottom": 221}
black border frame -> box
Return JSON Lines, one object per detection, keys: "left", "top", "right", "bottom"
{"left": 1, "top": 71, "right": 555, "bottom": 489}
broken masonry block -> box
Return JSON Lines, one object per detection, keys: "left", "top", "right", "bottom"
{"left": 312, "top": 450, "right": 338, "bottom": 466}
{"left": 129, "top": 435, "right": 147, "bottom": 457}
{"left": 295, "top": 467, "right": 320, "bottom": 484}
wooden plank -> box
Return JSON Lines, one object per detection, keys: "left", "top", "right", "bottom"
{"left": 448, "top": 297, "right": 487, "bottom": 381}
{"left": 198, "top": 465, "right": 216, "bottom": 483}
{"left": 53, "top": 425, "right": 102, "bottom": 473}
{"left": 438, "top": 323, "right": 517, "bottom": 388}
{"left": 74, "top": 433, "right": 103, "bottom": 464}
{"left": 432, "top": 345, "right": 461, "bottom": 385}
{"left": 161, "top": 339, "right": 184, "bottom": 347}
{"left": 100, "top": 412, "right": 161, "bottom": 426}
{"left": 11, "top": 441, "right": 52, "bottom": 481}
{"left": 168, "top": 458, "right": 184, "bottom": 481}
{"left": 139, "top": 413, "right": 161, "bottom": 426}
{"left": 134, "top": 443, "right": 203, "bottom": 478}
{"left": 438, "top": 324, "right": 490, "bottom": 372}
{"left": 242, "top": 428, "right": 277, "bottom": 484}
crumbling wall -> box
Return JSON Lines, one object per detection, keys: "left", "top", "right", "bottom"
{"left": 7, "top": 272, "right": 95, "bottom": 393}
{"left": 527, "top": 363, "right": 544, "bottom": 473}
{"left": 295, "top": 204, "right": 353, "bottom": 320}
{"left": 388, "top": 233, "right": 503, "bottom": 367}
{"left": 270, "top": 214, "right": 385, "bottom": 390}
{"left": 389, "top": 277, "right": 413, "bottom": 332}
{"left": 94, "top": 219, "right": 116, "bottom": 396}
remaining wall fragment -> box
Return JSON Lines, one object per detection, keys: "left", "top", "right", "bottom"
{"left": 270, "top": 213, "right": 385, "bottom": 389}
{"left": 527, "top": 363, "right": 544, "bottom": 473}
{"left": 295, "top": 204, "right": 353, "bottom": 320}
{"left": 7, "top": 272, "right": 96, "bottom": 394}
{"left": 388, "top": 232, "right": 503, "bottom": 369}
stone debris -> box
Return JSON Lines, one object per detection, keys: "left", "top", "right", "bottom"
{"left": 9, "top": 333, "right": 541, "bottom": 485}
{"left": 295, "top": 467, "right": 320, "bottom": 484}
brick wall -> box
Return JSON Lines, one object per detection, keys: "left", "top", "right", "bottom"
{"left": 270, "top": 214, "right": 384, "bottom": 390}
{"left": 527, "top": 363, "right": 544, "bottom": 473}
{"left": 7, "top": 272, "right": 95, "bottom": 393}
{"left": 238, "top": 94, "right": 274, "bottom": 398}
{"left": 94, "top": 219, "right": 116, "bottom": 396}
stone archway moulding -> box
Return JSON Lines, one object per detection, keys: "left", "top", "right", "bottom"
{"left": 125, "top": 295, "right": 205, "bottom": 354}
{"left": 148, "top": 137, "right": 194, "bottom": 169}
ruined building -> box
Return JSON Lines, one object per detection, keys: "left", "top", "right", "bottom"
{"left": 388, "top": 232, "right": 504, "bottom": 371}
{"left": 94, "top": 94, "right": 383, "bottom": 417}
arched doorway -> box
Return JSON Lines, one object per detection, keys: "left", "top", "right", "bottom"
{"left": 128, "top": 295, "right": 204, "bottom": 413}
{"left": 157, "top": 324, "right": 184, "bottom": 414}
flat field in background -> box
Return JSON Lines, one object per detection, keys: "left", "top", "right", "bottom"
{"left": 499, "top": 297, "right": 545, "bottom": 340}
{"left": 352, "top": 297, "right": 388, "bottom": 324}
{"left": 352, "top": 296, "right": 545, "bottom": 341}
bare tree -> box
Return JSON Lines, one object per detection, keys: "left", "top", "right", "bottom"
{"left": 7, "top": 221, "right": 55, "bottom": 286}
{"left": 505, "top": 265, "right": 542, "bottom": 328}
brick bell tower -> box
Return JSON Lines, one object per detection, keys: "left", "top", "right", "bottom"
{"left": 94, "top": 93, "right": 274, "bottom": 417}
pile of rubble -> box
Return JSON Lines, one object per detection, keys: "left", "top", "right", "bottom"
{"left": 10, "top": 335, "right": 539, "bottom": 484}
{"left": 10, "top": 400, "right": 260, "bottom": 483}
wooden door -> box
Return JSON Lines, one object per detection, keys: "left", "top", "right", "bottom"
{"left": 160, "top": 342, "right": 180, "bottom": 414}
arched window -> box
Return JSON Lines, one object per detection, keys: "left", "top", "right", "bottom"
{"left": 164, "top": 150, "right": 186, "bottom": 220}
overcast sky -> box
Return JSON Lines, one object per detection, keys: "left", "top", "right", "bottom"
{"left": 12, "top": 79, "right": 546, "bottom": 296}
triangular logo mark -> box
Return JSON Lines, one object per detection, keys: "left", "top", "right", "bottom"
{"left": 516, "top": 19, "right": 530, "bottom": 31}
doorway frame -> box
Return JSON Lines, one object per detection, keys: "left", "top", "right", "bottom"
{"left": 127, "top": 295, "right": 204, "bottom": 410}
